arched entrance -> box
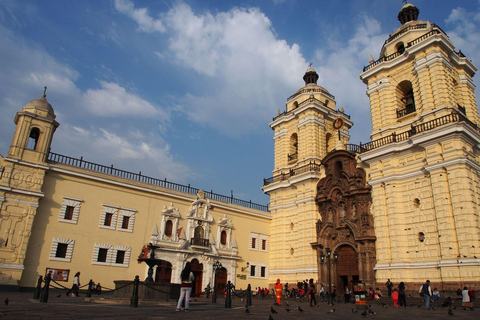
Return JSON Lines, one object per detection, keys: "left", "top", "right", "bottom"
{"left": 335, "top": 245, "right": 359, "bottom": 292}
{"left": 155, "top": 260, "right": 172, "bottom": 283}
{"left": 216, "top": 267, "right": 228, "bottom": 294}
{"left": 191, "top": 259, "right": 203, "bottom": 296}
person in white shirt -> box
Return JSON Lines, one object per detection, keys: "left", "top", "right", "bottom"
{"left": 176, "top": 262, "right": 195, "bottom": 312}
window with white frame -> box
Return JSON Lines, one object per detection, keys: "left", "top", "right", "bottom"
{"left": 249, "top": 232, "right": 269, "bottom": 252}
{"left": 117, "top": 209, "right": 136, "bottom": 232}
{"left": 50, "top": 238, "right": 75, "bottom": 262}
{"left": 99, "top": 205, "right": 118, "bottom": 230}
{"left": 59, "top": 197, "right": 82, "bottom": 224}
{"left": 92, "top": 244, "right": 131, "bottom": 267}
{"left": 248, "top": 262, "right": 268, "bottom": 279}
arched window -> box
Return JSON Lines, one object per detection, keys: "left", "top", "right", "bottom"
{"left": 396, "top": 81, "right": 415, "bottom": 118}
{"left": 220, "top": 230, "right": 227, "bottom": 245}
{"left": 396, "top": 42, "right": 405, "bottom": 54}
{"left": 288, "top": 133, "right": 298, "bottom": 162}
{"left": 27, "top": 128, "right": 40, "bottom": 150}
{"left": 164, "top": 220, "right": 173, "bottom": 237}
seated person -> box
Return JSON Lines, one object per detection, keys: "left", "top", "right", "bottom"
{"left": 375, "top": 288, "right": 382, "bottom": 299}
{"left": 431, "top": 288, "right": 440, "bottom": 302}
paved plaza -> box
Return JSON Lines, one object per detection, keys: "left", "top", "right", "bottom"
{"left": 0, "top": 290, "right": 479, "bottom": 319}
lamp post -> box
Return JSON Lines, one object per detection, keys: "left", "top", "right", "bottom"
{"left": 320, "top": 247, "right": 338, "bottom": 306}
{"left": 212, "top": 260, "right": 222, "bottom": 303}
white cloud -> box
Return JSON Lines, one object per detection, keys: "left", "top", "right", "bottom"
{"left": 83, "top": 81, "right": 167, "bottom": 118}
{"left": 445, "top": 6, "right": 480, "bottom": 66}
{"left": 114, "top": 0, "right": 166, "bottom": 33}
{"left": 116, "top": 2, "right": 307, "bottom": 135}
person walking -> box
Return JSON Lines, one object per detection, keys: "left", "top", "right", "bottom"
{"left": 392, "top": 288, "right": 399, "bottom": 308}
{"left": 274, "top": 279, "right": 283, "bottom": 305}
{"left": 308, "top": 279, "right": 317, "bottom": 307}
{"left": 66, "top": 272, "right": 80, "bottom": 297}
{"left": 205, "top": 282, "right": 211, "bottom": 298}
{"left": 385, "top": 279, "right": 393, "bottom": 298}
{"left": 398, "top": 281, "right": 407, "bottom": 307}
{"left": 176, "top": 262, "right": 195, "bottom": 312}
{"left": 418, "top": 280, "right": 432, "bottom": 310}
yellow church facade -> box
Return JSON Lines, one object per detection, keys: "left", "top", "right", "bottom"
{"left": 264, "top": 3, "right": 480, "bottom": 291}
{"left": 0, "top": 94, "right": 271, "bottom": 292}
{"left": 1, "top": 3, "right": 480, "bottom": 294}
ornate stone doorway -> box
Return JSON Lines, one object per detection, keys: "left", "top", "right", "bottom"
{"left": 311, "top": 150, "right": 376, "bottom": 291}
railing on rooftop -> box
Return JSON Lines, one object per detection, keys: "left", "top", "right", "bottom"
{"left": 364, "top": 29, "right": 442, "bottom": 72}
{"left": 347, "top": 111, "right": 479, "bottom": 154}
{"left": 47, "top": 152, "right": 269, "bottom": 212}
{"left": 263, "top": 161, "right": 322, "bottom": 186}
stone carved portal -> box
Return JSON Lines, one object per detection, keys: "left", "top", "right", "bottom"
{"left": 312, "top": 150, "right": 376, "bottom": 292}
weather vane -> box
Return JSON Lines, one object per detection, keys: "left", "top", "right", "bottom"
{"left": 308, "top": 62, "right": 313, "bottom": 69}
{"left": 402, "top": 0, "right": 407, "bottom": 4}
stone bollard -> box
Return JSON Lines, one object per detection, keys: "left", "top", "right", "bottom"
{"left": 246, "top": 284, "right": 252, "bottom": 307}
{"left": 86, "top": 279, "right": 93, "bottom": 298}
{"left": 40, "top": 273, "right": 51, "bottom": 303}
{"left": 33, "top": 276, "right": 43, "bottom": 300}
{"left": 130, "top": 275, "right": 139, "bottom": 307}
{"left": 225, "top": 281, "right": 232, "bottom": 308}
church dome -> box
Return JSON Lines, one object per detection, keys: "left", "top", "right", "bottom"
{"left": 23, "top": 94, "right": 55, "bottom": 117}
{"left": 398, "top": 3, "right": 419, "bottom": 25}
{"left": 303, "top": 67, "right": 319, "bottom": 85}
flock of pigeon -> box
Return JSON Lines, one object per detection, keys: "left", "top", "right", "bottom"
{"left": 243, "top": 298, "right": 468, "bottom": 319}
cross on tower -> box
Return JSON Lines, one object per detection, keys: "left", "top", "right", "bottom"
{"left": 43, "top": 86, "right": 47, "bottom": 95}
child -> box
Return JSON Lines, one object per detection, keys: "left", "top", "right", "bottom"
{"left": 392, "top": 288, "right": 399, "bottom": 308}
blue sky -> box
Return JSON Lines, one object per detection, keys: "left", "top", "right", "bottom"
{"left": 1, "top": 0, "right": 479, "bottom": 205}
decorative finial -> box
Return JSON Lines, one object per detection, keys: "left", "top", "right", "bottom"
{"left": 308, "top": 62, "right": 313, "bottom": 69}
{"left": 43, "top": 86, "right": 47, "bottom": 95}
{"left": 402, "top": 0, "right": 407, "bottom": 4}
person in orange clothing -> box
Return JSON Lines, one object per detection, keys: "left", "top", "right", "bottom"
{"left": 392, "top": 288, "right": 399, "bottom": 308}
{"left": 274, "top": 279, "right": 283, "bottom": 305}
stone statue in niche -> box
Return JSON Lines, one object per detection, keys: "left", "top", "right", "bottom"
{"left": 352, "top": 203, "right": 356, "bottom": 218}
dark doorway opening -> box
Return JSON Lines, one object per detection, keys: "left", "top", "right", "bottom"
{"left": 191, "top": 259, "right": 203, "bottom": 296}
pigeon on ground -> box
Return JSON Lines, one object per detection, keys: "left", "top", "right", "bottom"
{"left": 285, "top": 308, "right": 290, "bottom": 312}
{"left": 4, "top": 298, "right": 8, "bottom": 305}
{"left": 368, "top": 308, "right": 376, "bottom": 315}
{"left": 298, "top": 306, "right": 304, "bottom": 312}
{"left": 56, "top": 294, "right": 62, "bottom": 298}
{"left": 381, "top": 302, "right": 387, "bottom": 308}
{"left": 271, "top": 307, "right": 278, "bottom": 314}
{"left": 245, "top": 307, "right": 250, "bottom": 314}
{"left": 368, "top": 304, "right": 374, "bottom": 308}
{"left": 361, "top": 310, "right": 367, "bottom": 317}
{"left": 327, "top": 308, "right": 335, "bottom": 314}
{"left": 352, "top": 308, "right": 358, "bottom": 313}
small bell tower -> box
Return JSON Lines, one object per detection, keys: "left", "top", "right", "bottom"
{"left": 263, "top": 67, "right": 353, "bottom": 285}
{"left": 8, "top": 89, "right": 59, "bottom": 163}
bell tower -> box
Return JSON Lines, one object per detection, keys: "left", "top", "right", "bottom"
{"left": 8, "top": 91, "right": 59, "bottom": 163}
{"left": 263, "top": 67, "right": 353, "bottom": 285}
{"left": 0, "top": 91, "right": 59, "bottom": 288}
{"left": 358, "top": 3, "right": 480, "bottom": 289}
